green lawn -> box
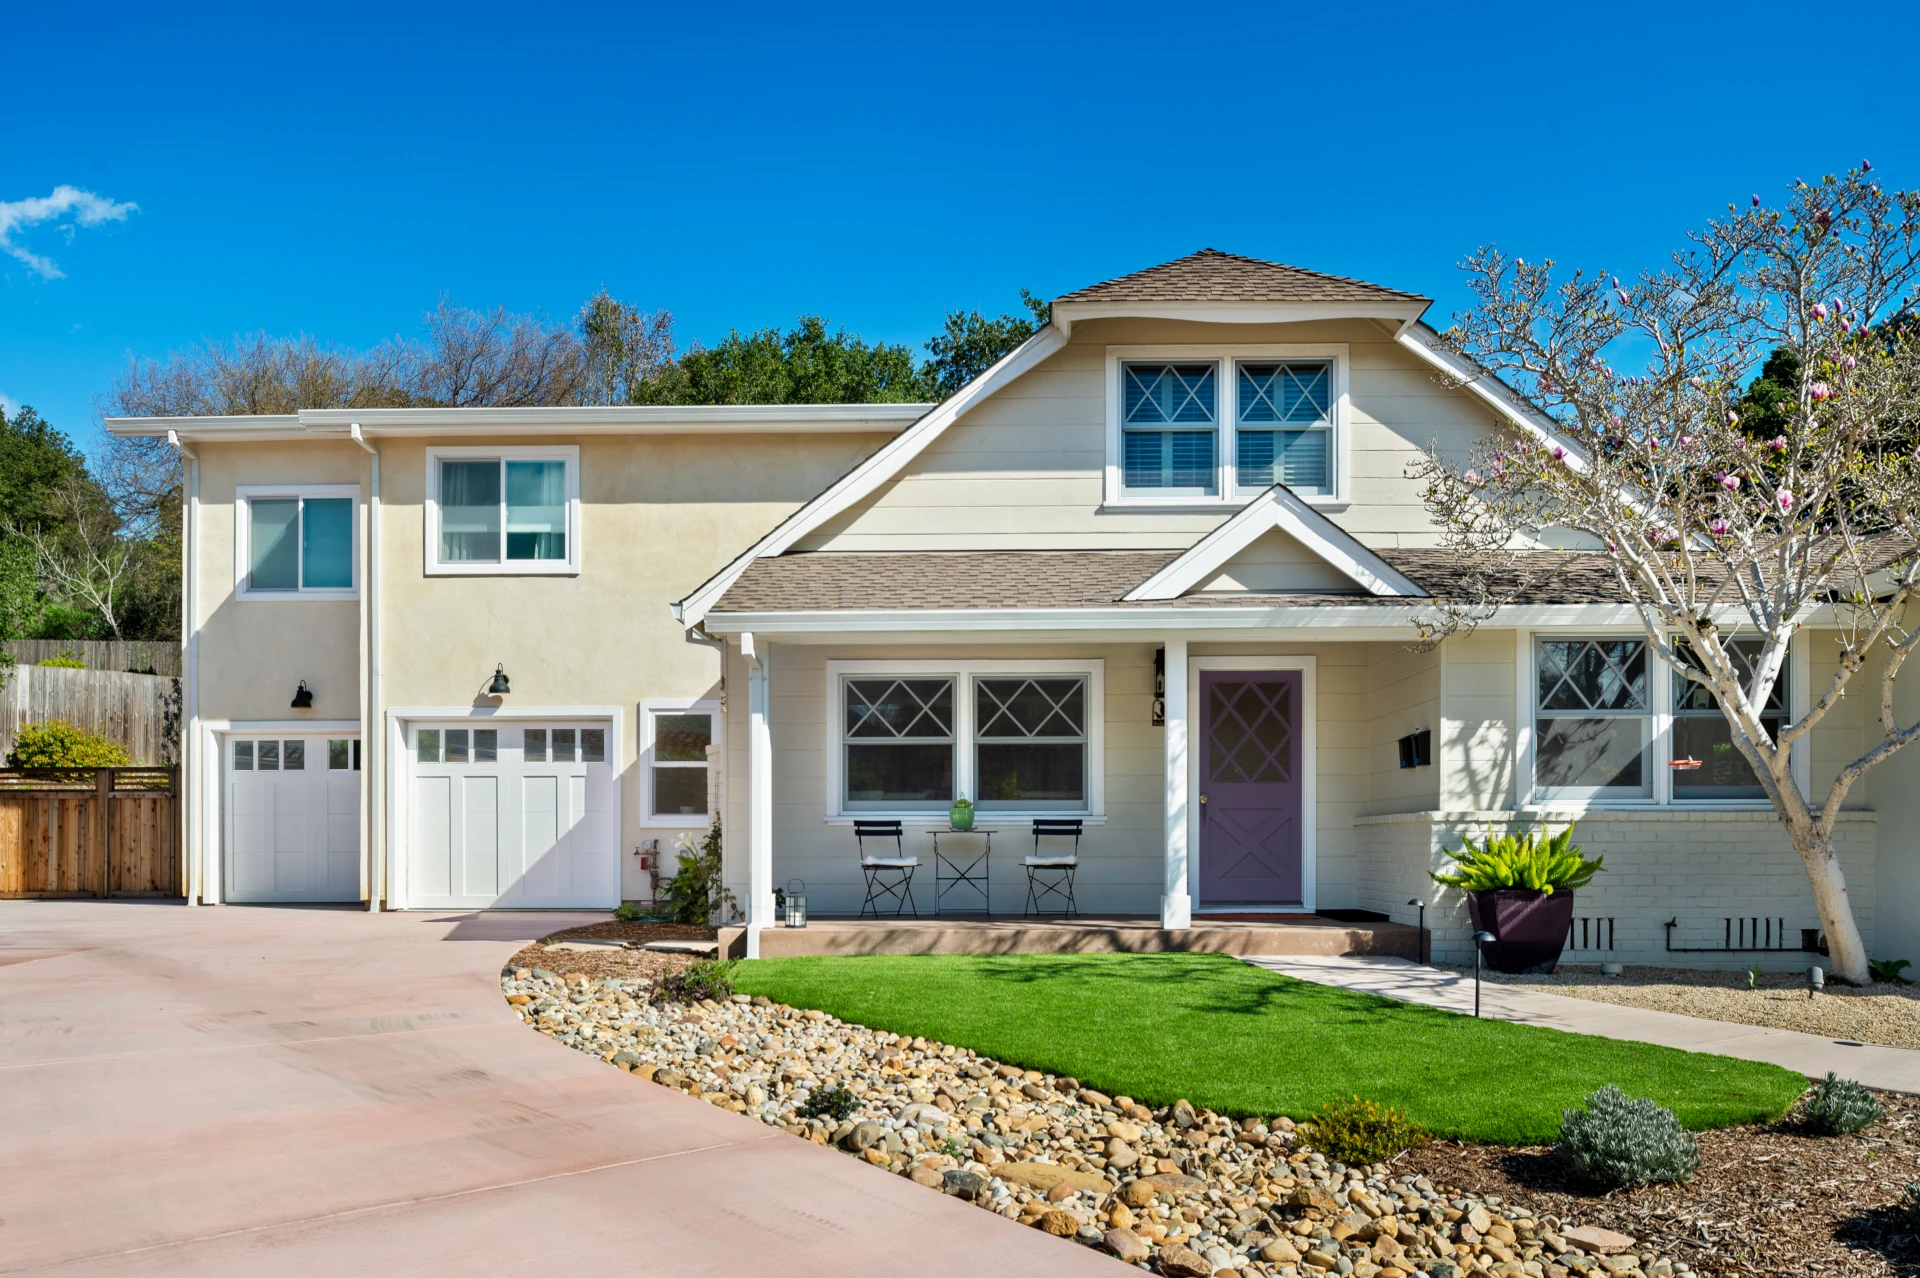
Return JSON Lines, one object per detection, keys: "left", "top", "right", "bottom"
{"left": 733, "top": 952, "right": 1807, "bottom": 1146}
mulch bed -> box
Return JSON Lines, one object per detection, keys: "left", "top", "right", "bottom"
{"left": 504, "top": 921, "right": 716, "bottom": 986}
{"left": 1400, "top": 1090, "right": 1920, "bottom": 1276}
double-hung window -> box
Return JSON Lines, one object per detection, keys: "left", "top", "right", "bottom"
{"left": 237, "top": 487, "right": 357, "bottom": 598}
{"left": 842, "top": 678, "right": 956, "bottom": 811}
{"left": 1673, "top": 638, "right": 1787, "bottom": 801}
{"left": 1533, "top": 638, "right": 1653, "bottom": 800}
{"left": 1236, "top": 361, "right": 1333, "bottom": 496}
{"left": 1109, "top": 347, "right": 1347, "bottom": 506}
{"left": 833, "top": 661, "right": 1104, "bottom": 817}
{"left": 643, "top": 702, "right": 718, "bottom": 824}
{"left": 1121, "top": 363, "right": 1219, "bottom": 496}
{"left": 427, "top": 447, "right": 580, "bottom": 574}
{"left": 974, "top": 678, "right": 1087, "bottom": 810}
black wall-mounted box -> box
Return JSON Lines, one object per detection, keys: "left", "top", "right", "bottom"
{"left": 1397, "top": 728, "right": 1431, "bottom": 769}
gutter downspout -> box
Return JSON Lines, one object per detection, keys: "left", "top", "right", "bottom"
{"left": 351, "top": 424, "right": 382, "bottom": 911}
{"left": 166, "top": 431, "right": 200, "bottom": 906}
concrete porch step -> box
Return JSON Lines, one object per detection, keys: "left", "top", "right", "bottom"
{"left": 720, "top": 915, "right": 1423, "bottom": 960}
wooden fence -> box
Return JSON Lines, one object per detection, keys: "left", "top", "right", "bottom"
{"left": 0, "top": 768, "right": 180, "bottom": 898}
{"left": 0, "top": 665, "right": 181, "bottom": 766}
{"left": 1, "top": 640, "right": 181, "bottom": 677}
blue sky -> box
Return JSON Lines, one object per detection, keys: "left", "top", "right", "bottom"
{"left": 5, "top": 0, "right": 1919, "bottom": 451}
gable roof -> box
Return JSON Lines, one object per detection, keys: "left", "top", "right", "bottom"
{"left": 1054, "top": 248, "right": 1430, "bottom": 307}
{"left": 1123, "top": 485, "right": 1424, "bottom": 601}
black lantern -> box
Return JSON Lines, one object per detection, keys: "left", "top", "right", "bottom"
{"left": 1152, "top": 647, "right": 1166, "bottom": 726}
{"left": 290, "top": 680, "right": 314, "bottom": 709}
{"left": 783, "top": 878, "right": 808, "bottom": 928}
{"left": 487, "top": 664, "right": 511, "bottom": 695}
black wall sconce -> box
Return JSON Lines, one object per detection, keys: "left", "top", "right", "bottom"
{"left": 487, "top": 664, "right": 512, "bottom": 696}
{"left": 1397, "top": 728, "right": 1431, "bottom": 769}
{"left": 290, "top": 680, "right": 314, "bottom": 709}
{"left": 1152, "top": 648, "right": 1166, "bottom": 726}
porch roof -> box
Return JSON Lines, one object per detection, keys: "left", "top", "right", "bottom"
{"left": 706, "top": 548, "right": 1637, "bottom": 614}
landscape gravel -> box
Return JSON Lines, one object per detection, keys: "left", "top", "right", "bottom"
{"left": 504, "top": 963, "right": 1718, "bottom": 1278}
{"left": 1459, "top": 964, "right": 1920, "bottom": 1051}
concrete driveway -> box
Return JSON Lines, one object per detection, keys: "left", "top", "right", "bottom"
{"left": 0, "top": 901, "right": 1112, "bottom": 1276}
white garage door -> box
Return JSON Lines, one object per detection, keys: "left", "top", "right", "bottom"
{"left": 407, "top": 721, "right": 617, "bottom": 909}
{"left": 226, "top": 734, "right": 362, "bottom": 902}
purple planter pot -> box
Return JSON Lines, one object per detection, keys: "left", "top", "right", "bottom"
{"left": 1468, "top": 888, "right": 1576, "bottom": 975}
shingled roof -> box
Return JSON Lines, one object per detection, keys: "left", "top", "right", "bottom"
{"left": 1052, "top": 248, "right": 1429, "bottom": 307}
{"left": 710, "top": 549, "right": 1635, "bottom": 614}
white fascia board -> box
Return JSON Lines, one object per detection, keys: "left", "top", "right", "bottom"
{"left": 298, "top": 404, "right": 930, "bottom": 435}
{"left": 105, "top": 415, "right": 305, "bottom": 439}
{"left": 675, "top": 324, "right": 1071, "bottom": 627}
{"left": 1394, "top": 325, "right": 1590, "bottom": 470}
{"left": 701, "top": 600, "right": 1700, "bottom": 636}
{"left": 1052, "top": 299, "right": 1429, "bottom": 337}
{"left": 1124, "top": 485, "right": 1422, "bottom": 601}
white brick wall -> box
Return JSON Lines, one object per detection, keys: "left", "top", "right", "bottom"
{"left": 1356, "top": 810, "right": 1877, "bottom": 970}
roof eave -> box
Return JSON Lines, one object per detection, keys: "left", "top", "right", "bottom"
{"left": 1052, "top": 298, "right": 1430, "bottom": 338}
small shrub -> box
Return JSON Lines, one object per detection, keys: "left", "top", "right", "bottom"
{"left": 39, "top": 653, "right": 85, "bottom": 669}
{"left": 1300, "top": 1096, "right": 1430, "bottom": 1166}
{"left": 1900, "top": 1183, "right": 1920, "bottom": 1233}
{"left": 662, "top": 819, "right": 738, "bottom": 924}
{"left": 662, "top": 958, "right": 737, "bottom": 1003}
{"left": 7, "top": 720, "right": 133, "bottom": 768}
{"left": 799, "top": 1084, "right": 859, "bottom": 1123}
{"left": 1802, "top": 1073, "right": 1882, "bottom": 1135}
{"left": 1871, "top": 958, "right": 1914, "bottom": 986}
{"left": 613, "top": 902, "right": 644, "bottom": 923}
{"left": 1556, "top": 1085, "right": 1700, "bottom": 1189}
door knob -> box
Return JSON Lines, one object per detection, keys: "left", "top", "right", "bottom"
{"left": 1199, "top": 794, "right": 1208, "bottom": 804}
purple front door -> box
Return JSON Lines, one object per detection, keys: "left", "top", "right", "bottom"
{"left": 1199, "top": 670, "right": 1303, "bottom": 905}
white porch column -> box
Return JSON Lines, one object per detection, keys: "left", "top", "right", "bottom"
{"left": 743, "top": 633, "right": 775, "bottom": 958}
{"left": 1162, "top": 638, "right": 1192, "bottom": 929}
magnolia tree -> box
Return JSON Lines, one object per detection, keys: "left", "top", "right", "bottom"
{"left": 1415, "top": 165, "right": 1920, "bottom": 985}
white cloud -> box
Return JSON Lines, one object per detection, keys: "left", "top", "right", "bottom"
{"left": 0, "top": 185, "right": 138, "bottom": 279}
{"left": 0, "top": 393, "right": 15, "bottom": 417}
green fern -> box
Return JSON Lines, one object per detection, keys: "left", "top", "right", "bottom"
{"left": 1430, "top": 824, "right": 1604, "bottom": 895}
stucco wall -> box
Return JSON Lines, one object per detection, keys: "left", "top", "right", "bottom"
{"left": 795, "top": 317, "right": 1501, "bottom": 554}
{"left": 190, "top": 429, "right": 891, "bottom": 903}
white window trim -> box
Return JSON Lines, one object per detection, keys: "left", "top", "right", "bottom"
{"left": 641, "top": 697, "right": 722, "bottom": 828}
{"left": 823, "top": 658, "right": 1105, "bottom": 821}
{"left": 234, "top": 484, "right": 360, "bottom": 601}
{"left": 1103, "top": 344, "right": 1350, "bottom": 509}
{"left": 1515, "top": 627, "right": 1809, "bottom": 810}
{"left": 424, "top": 445, "right": 582, "bottom": 576}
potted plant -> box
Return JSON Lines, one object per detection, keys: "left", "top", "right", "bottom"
{"left": 1431, "top": 824, "right": 1604, "bottom": 974}
{"left": 949, "top": 795, "right": 975, "bottom": 831}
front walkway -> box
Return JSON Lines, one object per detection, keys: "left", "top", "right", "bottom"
{"left": 0, "top": 901, "right": 1112, "bottom": 1277}
{"left": 1246, "top": 955, "right": 1920, "bottom": 1095}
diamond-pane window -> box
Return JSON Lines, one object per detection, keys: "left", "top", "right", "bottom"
{"left": 975, "top": 678, "right": 1087, "bottom": 809}
{"left": 843, "top": 678, "right": 955, "bottom": 809}
{"left": 1237, "top": 361, "right": 1332, "bottom": 494}
{"left": 1534, "top": 638, "right": 1651, "bottom": 798}
{"left": 1122, "top": 362, "right": 1218, "bottom": 495}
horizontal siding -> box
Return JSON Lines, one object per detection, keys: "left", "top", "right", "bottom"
{"left": 798, "top": 316, "right": 1503, "bottom": 554}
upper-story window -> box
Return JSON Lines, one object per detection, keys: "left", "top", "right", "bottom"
{"left": 235, "top": 486, "right": 358, "bottom": 600}
{"left": 425, "top": 446, "right": 581, "bottom": 575}
{"left": 1107, "top": 346, "right": 1347, "bottom": 507}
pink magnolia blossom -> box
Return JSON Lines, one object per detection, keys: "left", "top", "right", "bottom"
{"left": 1465, "top": 469, "right": 1480, "bottom": 484}
{"left": 1811, "top": 301, "right": 1830, "bottom": 321}
{"left": 1726, "top": 410, "right": 1740, "bottom": 425}
{"left": 1770, "top": 435, "right": 1788, "bottom": 452}
{"left": 1709, "top": 518, "right": 1729, "bottom": 535}
{"left": 1777, "top": 489, "right": 1795, "bottom": 511}
{"left": 1719, "top": 472, "right": 1741, "bottom": 491}
{"left": 1552, "top": 446, "right": 1567, "bottom": 461}
{"left": 1679, "top": 435, "right": 1694, "bottom": 446}
{"left": 1864, "top": 159, "right": 1874, "bottom": 172}
{"left": 1811, "top": 382, "right": 1833, "bottom": 401}
{"left": 1842, "top": 354, "right": 1858, "bottom": 371}
{"left": 1751, "top": 194, "right": 1761, "bottom": 207}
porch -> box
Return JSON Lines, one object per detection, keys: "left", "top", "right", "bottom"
{"left": 718, "top": 913, "right": 1423, "bottom": 959}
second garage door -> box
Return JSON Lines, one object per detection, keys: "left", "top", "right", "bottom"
{"left": 407, "top": 720, "right": 617, "bottom": 909}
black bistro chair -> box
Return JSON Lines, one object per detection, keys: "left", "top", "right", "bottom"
{"left": 854, "top": 820, "right": 919, "bottom": 918}
{"left": 1023, "top": 819, "right": 1082, "bottom": 917}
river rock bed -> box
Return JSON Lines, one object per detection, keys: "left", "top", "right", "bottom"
{"left": 504, "top": 966, "right": 1702, "bottom": 1278}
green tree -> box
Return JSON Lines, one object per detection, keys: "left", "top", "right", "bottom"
{"left": 922, "top": 289, "right": 1051, "bottom": 397}
{"left": 639, "top": 315, "right": 932, "bottom": 405}
{"left": 0, "top": 405, "right": 90, "bottom": 529}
